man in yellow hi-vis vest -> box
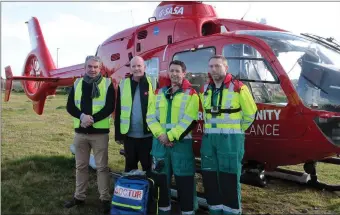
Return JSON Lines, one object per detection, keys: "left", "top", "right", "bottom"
{"left": 65, "top": 56, "right": 114, "bottom": 214}
{"left": 114, "top": 56, "right": 155, "bottom": 173}
{"left": 146, "top": 60, "right": 199, "bottom": 215}
{"left": 200, "top": 55, "right": 257, "bottom": 215}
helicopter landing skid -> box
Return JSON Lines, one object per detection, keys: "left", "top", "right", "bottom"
{"left": 265, "top": 161, "right": 340, "bottom": 192}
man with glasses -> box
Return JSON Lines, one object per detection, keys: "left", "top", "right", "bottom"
{"left": 65, "top": 56, "right": 115, "bottom": 214}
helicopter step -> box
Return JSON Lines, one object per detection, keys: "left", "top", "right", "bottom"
{"left": 265, "top": 168, "right": 310, "bottom": 184}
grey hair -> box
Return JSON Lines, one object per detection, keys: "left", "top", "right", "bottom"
{"left": 85, "top": 55, "right": 102, "bottom": 67}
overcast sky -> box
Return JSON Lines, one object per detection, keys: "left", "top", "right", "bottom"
{"left": 2, "top": 1, "right": 340, "bottom": 76}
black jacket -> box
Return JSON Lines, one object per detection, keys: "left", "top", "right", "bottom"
{"left": 66, "top": 79, "right": 115, "bottom": 134}
{"left": 114, "top": 74, "right": 152, "bottom": 141}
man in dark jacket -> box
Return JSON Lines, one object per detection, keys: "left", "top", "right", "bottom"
{"left": 64, "top": 56, "right": 115, "bottom": 214}
{"left": 115, "top": 56, "right": 154, "bottom": 173}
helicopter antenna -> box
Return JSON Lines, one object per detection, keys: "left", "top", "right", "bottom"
{"left": 241, "top": 3, "right": 252, "bottom": 20}
{"left": 130, "top": 10, "right": 134, "bottom": 26}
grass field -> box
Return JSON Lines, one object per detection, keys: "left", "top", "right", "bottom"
{"left": 1, "top": 92, "right": 340, "bottom": 215}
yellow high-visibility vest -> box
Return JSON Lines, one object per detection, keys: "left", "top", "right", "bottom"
{"left": 119, "top": 77, "right": 154, "bottom": 134}
{"left": 199, "top": 80, "right": 257, "bottom": 134}
{"left": 73, "top": 77, "right": 112, "bottom": 129}
{"left": 146, "top": 87, "right": 199, "bottom": 142}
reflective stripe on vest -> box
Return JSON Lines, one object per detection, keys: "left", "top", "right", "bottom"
{"left": 73, "top": 77, "right": 111, "bottom": 129}
{"left": 73, "top": 78, "right": 82, "bottom": 106}
{"left": 119, "top": 77, "right": 153, "bottom": 134}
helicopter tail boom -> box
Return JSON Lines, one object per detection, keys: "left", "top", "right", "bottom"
{"left": 3, "top": 17, "right": 82, "bottom": 115}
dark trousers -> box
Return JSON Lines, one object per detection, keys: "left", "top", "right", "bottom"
{"left": 124, "top": 136, "right": 153, "bottom": 172}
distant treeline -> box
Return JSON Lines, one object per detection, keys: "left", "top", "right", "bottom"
{"left": 0, "top": 80, "right": 72, "bottom": 95}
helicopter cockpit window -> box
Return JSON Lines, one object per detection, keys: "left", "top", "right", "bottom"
{"left": 145, "top": 57, "right": 159, "bottom": 90}
{"left": 173, "top": 47, "right": 215, "bottom": 92}
{"left": 236, "top": 30, "right": 340, "bottom": 112}
{"left": 223, "top": 43, "right": 288, "bottom": 106}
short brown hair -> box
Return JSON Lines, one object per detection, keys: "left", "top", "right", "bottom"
{"left": 209, "top": 55, "right": 228, "bottom": 66}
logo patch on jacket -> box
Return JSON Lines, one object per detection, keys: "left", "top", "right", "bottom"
{"left": 114, "top": 185, "right": 144, "bottom": 200}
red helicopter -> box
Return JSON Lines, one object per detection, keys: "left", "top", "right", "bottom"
{"left": 4, "top": 1, "right": 340, "bottom": 191}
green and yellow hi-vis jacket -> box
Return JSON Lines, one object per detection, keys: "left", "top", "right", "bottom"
{"left": 146, "top": 79, "right": 199, "bottom": 142}
{"left": 199, "top": 73, "right": 257, "bottom": 134}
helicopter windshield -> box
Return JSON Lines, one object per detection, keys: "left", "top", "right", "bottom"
{"left": 237, "top": 30, "right": 340, "bottom": 112}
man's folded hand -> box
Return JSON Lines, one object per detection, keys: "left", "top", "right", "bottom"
{"left": 80, "top": 114, "right": 94, "bottom": 128}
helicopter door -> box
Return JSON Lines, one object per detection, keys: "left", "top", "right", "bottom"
{"left": 222, "top": 41, "right": 307, "bottom": 139}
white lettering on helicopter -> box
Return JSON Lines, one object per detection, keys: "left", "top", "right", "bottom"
{"left": 198, "top": 112, "right": 203, "bottom": 121}
{"left": 256, "top": 109, "right": 281, "bottom": 120}
{"left": 195, "top": 109, "right": 282, "bottom": 136}
{"left": 196, "top": 123, "right": 203, "bottom": 133}
{"left": 158, "top": 6, "right": 184, "bottom": 18}
{"left": 247, "top": 109, "right": 281, "bottom": 136}
{"left": 248, "top": 124, "right": 280, "bottom": 136}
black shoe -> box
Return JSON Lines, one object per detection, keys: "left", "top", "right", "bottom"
{"left": 101, "top": 200, "right": 111, "bottom": 214}
{"left": 64, "top": 197, "right": 84, "bottom": 208}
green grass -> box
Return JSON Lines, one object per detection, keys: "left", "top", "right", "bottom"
{"left": 1, "top": 92, "right": 340, "bottom": 214}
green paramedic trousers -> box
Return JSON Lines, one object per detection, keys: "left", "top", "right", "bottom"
{"left": 151, "top": 138, "right": 198, "bottom": 214}
{"left": 200, "top": 133, "right": 245, "bottom": 215}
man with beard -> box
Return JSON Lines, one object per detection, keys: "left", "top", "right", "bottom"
{"left": 115, "top": 56, "right": 154, "bottom": 173}
{"left": 146, "top": 60, "right": 199, "bottom": 215}
{"left": 65, "top": 56, "right": 114, "bottom": 213}
{"left": 199, "top": 55, "right": 257, "bottom": 215}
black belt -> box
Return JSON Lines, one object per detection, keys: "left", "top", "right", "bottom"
{"left": 205, "top": 107, "right": 241, "bottom": 114}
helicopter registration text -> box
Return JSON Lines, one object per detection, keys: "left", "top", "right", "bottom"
{"left": 247, "top": 109, "right": 281, "bottom": 136}
{"left": 158, "top": 6, "right": 184, "bottom": 18}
